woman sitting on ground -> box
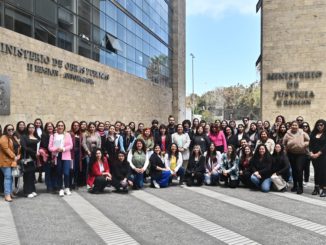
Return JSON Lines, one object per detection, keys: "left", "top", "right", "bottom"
{"left": 87, "top": 148, "right": 112, "bottom": 193}
{"left": 221, "top": 145, "right": 239, "bottom": 188}
{"left": 111, "top": 151, "right": 133, "bottom": 193}
{"left": 239, "top": 145, "right": 253, "bottom": 187}
{"left": 250, "top": 144, "right": 273, "bottom": 192}
{"left": 271, "top": 143, "right": 290, "bottom": 192}
{"left": 204, "top": 143, "right": 222, "bottom": 186}
{"left": 164, "top": 143, "right": 185, "bottom": 185}
{"left": 186, "top": 145, "right": 206, "bottom": 186}
{"left": 150, "top": 144, "right": 171, "bottom": 188}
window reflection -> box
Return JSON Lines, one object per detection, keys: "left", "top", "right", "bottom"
{"left": 5, "top": 7, "right": 32, "bottom": 37}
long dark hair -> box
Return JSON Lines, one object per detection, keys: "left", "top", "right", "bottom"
{"left": 44, "top": 122, "right": 55, "bottom": 135}
{"left": 89, "top": 148, "right": 104, "bottom": 172}
{"left": 272, "top": 143, "right": 285, "bottom": 157}
{"left": 252, "top": 144, "right": 271, "bottom": 161}
{"left": 25, "top": 123, "right": 40, "bottom": 139}
{"left": 70, "top": 121, "right": 80, "bottom": 135}
{"left": 15, "top": 121, "right": 26, "bottom": 136}
{"left": 159, "top": 124, "right": 167, "bottom": 136}
{"left": 167, "top": 143, "right": 179, "bottom": 161}
{"left": 240, "top": 145, "right": 253, "bottom": 163}
{"left": 3, "top": 124, "right": 14, "bottom": 137}
{"left": 132, "top": 139, "right": 147, "bottom": 154}
{"left": 34, "top": 118, "right": 44, "bottom": 131}
{"left": 206, "top": 143, "right": 217, "bottom": 164}
{"left": 227, "top": 145, "right": 237, "bottom": 162}
{"left": 311, "top": 119, "right": 326, "bottom": 138}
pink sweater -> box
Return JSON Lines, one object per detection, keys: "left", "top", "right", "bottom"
{"left": 209, "top": 131, "right": 227, "bottom": 152}
{"left": 49, "top": 133, "right": 73, "bottom": 161}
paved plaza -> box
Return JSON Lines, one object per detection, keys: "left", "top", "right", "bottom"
{"left": 1, "top": 174, "right": 326, "bottom": 245}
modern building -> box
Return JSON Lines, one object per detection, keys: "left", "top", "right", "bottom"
{"left": 0, "top": 0, "right": 185, "bottom": 125}
{"left": 257, "top": 0, "right": 325, "bottom": 124}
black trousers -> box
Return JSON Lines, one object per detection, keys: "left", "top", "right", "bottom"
{"left": 220, "top": 175, "right": 239, "bottom": 188}
{"left": 303, "top": 155, "right": 310, "bottom": 182}
{"left": 92, "top": 176, "right": 109, "bottom": 193}
{"left": 288, "top": 153, "right": 306, "bottom": 188}
{"left": 312, "top": 155, "right": 326, "bottom": 187}
{"left": 186, "top": 172, "right": 204, "bottom": 186}
{"left": 0, "top": 170, "right": 4, "bottom": 193}
{"left": 23, "top": 170, "right": 36, "bottom": 195}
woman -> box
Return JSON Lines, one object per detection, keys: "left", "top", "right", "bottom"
{"left": 0, "top": 124, "right": 20, "bottom": 202}
{"left": 103, "top": 125, "right": 119, "bottom": 161}
{"left": 49, "top": 121, "right": 73, "bottom": 197}
{"left": 111, "top": 151, "right": 133, "bottom": 192}
{"left": 273, "top": 123, "right": 287, "bottom": 145}
{"left": 248, "top": 123, "right": 259, "bottom": 149}
{"left": 221, "top": 120, "right": 228, "bottom": 132}
{"left": 128, "top": 122, "right": 136, "bottom": 135}
{"left": 189, "top": 118, "right": 200, "bottom": 140}
{"left": 182, "top": 120, "right": 191, "bottom": 135}
{"left": 127, "top": 139, "right": 149, "bottom": 189}
{"left": 150, "top": 145, "right": 171, "bottom": 188}
{"left": 87, "top": 148, "right": 111, "bottom": 193}
{"left": 208, "top": 123, "right": 227, "bottom": 153}
{"left": 239, "top": 146, "right": 253, "bottom": 187}
{"left": 137, "top": 128, "right": 155, "bottom": 156}
{"left": 302, "top": 122, "right": 311, "bottom": 185}
{"left": 190, "top": 125, "right": 211, "bottom": 153}
{"left": 255, "top": 130, "right": 275, "bottom": 155}
{"left": 204, "top": 143, "right": 222, "bottom": 186}
{"left": 250, "top": 144, "right": 272, "bottom": 192}
{"left": 34, "top": 118, "right": 43, "bottom": 183}
{"left": 21, "top": 123, "right": 40, "bottom": 198}
{"left": 220, "top": 145, "right": 239, "bottom": 188}
{"left": 309, "top": 120, "right": 326, "bottom": 197}
{"left": 135, "top": 123, "right": 144, "bottom": 138}
{"left": 256, "top": 120, "right": 264, "bottom": 134}
{"left": 204, "top": 124, "right": 210, "bottom": 137}
{"left": 283, "top": 121, "right": 310, "bottom": 194}
{"left": 229, "top": 120, "right": 237, "bottom": 135}
{"left": 69, "top": 121, "right": 83, "bottom": 189}
{"left": 155, "top": 124, "right": 172, "bottom": 155}
{"left": 82, "top": 122, "right": 101, "bottom": 183}
{"left": 40, "top": 122, "right": 56, "bottom": 192}
{"left": 263, "top": 120, "right": 272, "bottom": 137}
{"left": 119, "top": 125, "right": 135, "bottom": 154}
{"left": 236, "top": 124, "right": 249, "bottom": 149}
{"left": 271, "top": 143, "right": 290, "bottom": 192}
{"left": 185, "top": 145, "right": 206, "bottom": 186}
{"left": 164, "top": 143, "right": 185, "bottom": 184}
{"left": 172, "top": 124, "right": 191, "bottom": 168}
{"left": 13, "top": 121, "right": 25, "bottom": 192}
{"left": 97, "top": 122, "right": 106, "bottom": 146}
{"left": 225, "top": 126, "right": 238, "bottom": 148}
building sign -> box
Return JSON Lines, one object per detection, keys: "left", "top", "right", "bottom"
{"left": 0, "top": 42, "right": 110, "bottom": 85}
{"left": 0, "top": 75, "right": 10, "bottom": 115}
{"left": 267, "top": 71, "right": 322, "bottom": 107}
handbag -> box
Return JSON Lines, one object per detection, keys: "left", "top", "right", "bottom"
{"left": 19, "top": 146, "right": 36, "bottom": 173}
{"left": 12, "top": 167, "right": 21, "bottom": 177}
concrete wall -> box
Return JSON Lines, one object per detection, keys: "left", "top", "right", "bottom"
{"left": 0, "top": 27, "right": 174, "bottom": 126}
{"left": 261, "top": 0, "right": 326, "bottom": 124}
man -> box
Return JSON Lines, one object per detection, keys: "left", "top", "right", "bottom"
{"left": 242, "top": 117, "right": 250, "bottom": 133}
{"left": 151, "top": 119, "right": 159, "bottom": 139}
{"left": 167, "top": 115, "right": 177, "bottom": 135}
{"left": 296, "top": 116, "right": 304, "bottom": 129}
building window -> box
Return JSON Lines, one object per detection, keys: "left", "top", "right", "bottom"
{"left": 78, "top": 17, "right": 91, "bottom": 41}
{"left": 5, "top": 7, "right": 32, "bottom": 37}
{"left": 78, "top": 0, "right": 91, "bottom": 22}
{"left": 35, "top": 20, "right": 56, "bottom": 46}
{"left": 106, "top": 51, "right": 117, "bottom": 68}
{"left": 57, "top": 0, "right": 74, "bottom": 11}
{"left": 6, "top": 0, "right": 33, "bottom": 13}
{"left": 78, "top": 38, "right": 91, "bottom": 58}
{"left": 105, "top": 33, "right": 121, "bottom": 53}
{"left": 117, "top": 55, "right": 126, "bottom": 72}
{"left": 58, "top": 30, "right": 74, "bottom": 52}
{"left": 35, "top": 0, "right": 57, "bottom": 24}
{"left": 0, "top": 2, "right": 2, "bottom": 26}
{"left": 58, "top": 7, "right": 75, "bottom": 33}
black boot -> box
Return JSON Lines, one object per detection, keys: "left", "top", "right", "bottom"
{"left": 312, "top": 186, "right": 320, "bottom": 195}
{"left": 297, "top": 182, "right": 303, "bottom": 194}
{"left": 291, "top": 185, "right": 297, "bottom": 192}
{"left": 320, "top": 189, "right": 326, "bottom": 197}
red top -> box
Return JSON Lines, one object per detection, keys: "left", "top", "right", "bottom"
{"left": 87, "top": 157, "right": 110, "bottom": 187}
{"left": 161, "top": 135, "right": 166, "bottom": 152}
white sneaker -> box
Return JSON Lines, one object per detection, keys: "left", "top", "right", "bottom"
{"left": 303, "top": 182, "right": 308, "bottom": 187}
{"left": 27, "top": 194, "right": 34, "bottom": 198}
{"left": 59, "top": 189, "right": 65, "bottom": 197}
{"left": 32, "top": 192, "right": 37, "bottom": 197}
{"left": 153, "top": 180, "right": 160, "bottom": 189}
{"left": 177, "top": 176, "right": 181, "bottom": 181}
{"left": 64, "top": 188, "right": 72, "bottom": 196}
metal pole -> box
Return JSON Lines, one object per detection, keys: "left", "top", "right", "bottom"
{"left": 190, "top": 53, "right": 195, "bottom": 120}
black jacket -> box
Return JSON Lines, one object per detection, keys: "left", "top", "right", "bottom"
{"left": 249, "top": 155, "right": 272, "bottom": 180}
{"left": 226, "top": 134, "right": 238, "bottom": 148}
{"left": 155, "top": 134, "right": 172, "bottom": 152}
{"left": 190, "top": 134, "right": 211, "bottom": 153}
{"left": 150, "top": 153, "right": 165, "bottom": 179}
{"left": 110, "top": 159, "right": 131, "bottom": 181}
{"left": 271, "top": 153, "right": 290, "bottom": 181}
{"left": 186, "top": 155, "right": 206, "bottom": 176}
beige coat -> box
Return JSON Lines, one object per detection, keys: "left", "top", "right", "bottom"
{"left": 283, "top": 129, "right": 310, "bottom": 154}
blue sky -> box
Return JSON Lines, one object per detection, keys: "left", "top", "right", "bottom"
{"left": 186, "top": 0, "right": 261, "bottom": 95}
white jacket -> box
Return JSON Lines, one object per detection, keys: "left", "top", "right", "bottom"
{"left": 171, "top": 133, "right": 191, "bottom": 160}
{"left": 164, "top": 152, "right": 183, "bottom": 173}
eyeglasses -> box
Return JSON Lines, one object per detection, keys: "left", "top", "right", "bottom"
{"left": 7, "top": 128, "right": 14, "bottom": 131}
{"left": 317, "top": 124, "right": 324, "bottom": 127}
{"left": 302, "top": 125, "right": 308, "bottom": 128}
{"left": 297, "top": 119, "right": 303, "bottom": 122}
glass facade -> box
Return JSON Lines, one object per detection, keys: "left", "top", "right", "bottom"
{"left": 0, "top": 0, "right": 172, "bottom": 87}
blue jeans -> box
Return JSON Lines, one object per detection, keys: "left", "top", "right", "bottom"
{"left": 251, "top": 174, "right": 272, "bottom": 192}
{"left": 56, "top": 155, "right": 71, "bottom": 189}
{"left": 204, "top": 172, "right": 220, "bottom": 185}
{"left": 131, "top": 171, "right": 144, "bottom": 189}
{"left": 153, "top": 170, "right": 171, "bottom": 188}
{"left": 44, "top": 162, "right": 57, "bottom": 190}
{"left": 1, "top": 167, "right": 12, "bottom": 195}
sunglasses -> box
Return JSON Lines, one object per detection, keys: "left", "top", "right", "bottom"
{"left": 302, "top": 125, "right": 308, "bottom": 128}
{"left": 297, "top": 119, "right": 303, "bottom": 122}
{"left": 317, "top": 124, "right": 324, "bottom": 127}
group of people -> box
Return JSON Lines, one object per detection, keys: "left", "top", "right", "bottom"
{"left": 0, "top": 114, "right": 326, "bottom": 203}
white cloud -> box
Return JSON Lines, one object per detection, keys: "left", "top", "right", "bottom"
{"left": 186, "top": 0, "right": 258, "bottom": 19}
